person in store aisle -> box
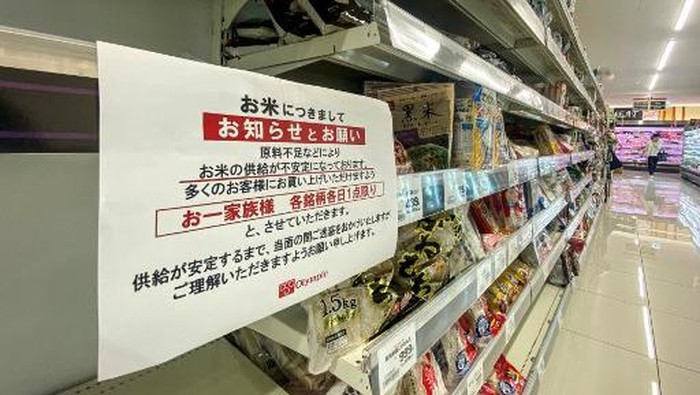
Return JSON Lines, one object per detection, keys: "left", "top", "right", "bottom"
{"left": 644, "top": 133, "right": 664, "bottom": 177}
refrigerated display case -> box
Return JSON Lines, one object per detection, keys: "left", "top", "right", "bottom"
{"left": 614, "top": 126, "right": 684, "bottom": 172}
{"left": 681, "top": 126, "right": 700, "bottom": 186}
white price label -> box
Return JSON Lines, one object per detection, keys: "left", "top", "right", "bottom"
{"left": 505, "top": 318, "right": 516, "bottom": 343}
{"left": 397, "top": 175, "right": 423, "bottom": 226}
{"left": 466, "top": 360, "right": 484, "bottom": 395}
{"left": 443, "top": 170, "right": 467, "bottom": 209}
{"left": 476, "top": 259, "right": 494, "bottom": 296}
{"left": 493, "top": 246, "right": 508, "bottom": 277}
{"left": 377, "top": 323, "right": 417, "bottom": 395}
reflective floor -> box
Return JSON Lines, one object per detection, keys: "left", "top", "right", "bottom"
{"left": 538, "top": 172, "right": 700, "bottom": 395}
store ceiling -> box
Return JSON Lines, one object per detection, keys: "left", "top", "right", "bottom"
{"left": 575, "top": 0, "right": 700, "bottom": 107}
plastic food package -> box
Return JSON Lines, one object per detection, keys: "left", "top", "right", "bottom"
{"left": 451, "top": 205, "right": 487, "bottom": 275}
{"left": 233, "top": 327, "right": 337, "bottom": 393}
{"left": 466, "top": 296, "right": 493, "bottom": 348}
{"left": 433, "top": 317, "right": 479, "bottom": 389}
{"left": 533, "top": 124, "right": 562, "bottom": 155}
{"left": 484, "top": 355, "right": 527, "bottom": 395}
{"left": 264, "top": 0, "right": 321, "bottom": 40}
{"left": 493, "top": 110, "right": 512, "bottom": 166}
{"left": 326, "top": 381, "right": 362, "bottom": 395}
{"left": 377, "top": 84, "right": 455, "bottom": 171}
{"left": 451, "top": 86, "right": 500, "bottom": 169}
{"left": 306, "top": 282, "right": 364, "bottom": 373}
{"left": 396, "top": 350, "right": 449, "bottom": 395}
{"left": 394, "top": 214, "right": 461, "bottom": 300}
{"left": 470, "top": 200, "right": 505, "bottom": 250}
{"left": 510, "top": 141, "right": 540, "bottom": 159}
{"left": 504, "top": 186, "right": 528, "bottom": 229}
{"left": 395, "top": 139, "right": 415, "bottom": 175}
{"left": 299, "top": 0, "right": 371, "bottom": 33}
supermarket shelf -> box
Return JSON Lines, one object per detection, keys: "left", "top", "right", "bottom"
{"left": 681, "top": 166, "right": 700, "bottom": 177}
{"left": 549, "top": 0, "right": 605, "bottom": 111}
{"left": 432, "top": 0, "right": 596, "bottom": 114}
{"left": 570, "top": 150, "right": 595, "bottom": 165}
{"left": 60, "top": 339, "right": 288, "bottom": 395}
{"left": 249, "top": 191, "right": 592, "bottom": 394}
{"left": 398, "top": 151, "right": 594, "bottom": 226}
{"left": 681, "top": 167, "right": 700, "bottom": 188}
{"left": 452, "top": 195, "right": 592, "bottom": 395}
{"left": 0, "top": 25, "right": 97, "bottom": 78}
{"left": 569, "top": 174, "right": 593, "bottom": 202}
{"left": 248, "top": 194, "right": 574, "bottom": 394}
{"left": 508, "top": 201, "right": 600, "bottom": 395}
{"left": 537, "top": 154, "right": 573, "bottom": 176}
{"left": 226, "top": 2, "right": 591, "bottom": 130}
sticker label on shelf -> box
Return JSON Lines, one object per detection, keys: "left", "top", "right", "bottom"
{"left": 493, "top": 245, "right": 509, "bottom": 277}
{"left": 96, "top": 43, "right": 398, "bottom": 380}
{"left": 443, "top": 169, "right": 468, "bottom": 210}
{"left": 476, "top": 258, "right": 494, "bottom": 296}
{"left": 377, "top": 323, "right": 417, "bottom": 395}
{"left": 467, "top": 360, "right": 484, "bottom": 395}
{"left": 397, "top": 174, "right": 423, "bottom": 226}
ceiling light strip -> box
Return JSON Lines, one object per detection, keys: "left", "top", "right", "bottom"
{"left": 656, "top": 40, "right": 676, "bottom": 71}
{"left": 675, "top": 0, "right": 695, "bottom": 31}
{"left": 649, "top": 73, "right": 660, "bottom": 91}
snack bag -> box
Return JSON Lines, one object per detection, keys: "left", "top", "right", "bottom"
{"left": 397, "top": 351, "right": 449, "bottom": 395}
{"left": 451, "top": 86, "right": 497, "bottom": 169}
{"left": 533, "top": 124, "right": 561, "bottom": 155}
{"left": 378, "top": 84, "right": 455, "bottom": 171}
{"left": 395, "top": 139, "right": 415, "bottom": 175}
{"left": 487, "top": 355, "right": 527, "bottom": 394}
{"left": 466, "top": 297, "right": 493, "bottom": 348}
{"left": 433, "top": 319, "right": 478, "bottom": 389}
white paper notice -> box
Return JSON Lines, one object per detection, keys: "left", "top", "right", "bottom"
{"left": 377, "top": 323, "right": 417, "bottom": 395}
{"left": 97, "top": 43, "right": 398, "bottom": 379}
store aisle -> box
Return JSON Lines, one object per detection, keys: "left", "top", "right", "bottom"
{"left": 537, "top": 172, "right": 700, "bottom": 395}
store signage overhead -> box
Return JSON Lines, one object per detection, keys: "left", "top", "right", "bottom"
{"left": 613, "top": 107, "right": 643, "bottom": 121}
{"left": 633, "top": 97, "right": 667, "bottom": 110}
{"left": 97, "top": 42, "right": 397, "bottom": 380}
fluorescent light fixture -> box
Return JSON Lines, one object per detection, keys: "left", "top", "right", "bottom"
{"left": 651, "top": 381, "right": 660, "bottom": 395}
{"left": 675, "top": 0, "right": 695, "bottom": 31}
{"left": 649, "top": 73, "right": 660, "bottom": 91}
{"left": 656, "top": 40, "right": 676, "bottom": 71}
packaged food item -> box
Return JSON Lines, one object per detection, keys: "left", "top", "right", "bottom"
{"left": 306, "top": 282, "right": 364, "bottom": 372}
{"left": 264, "top": 0, "right": 321, "bottom": 40}
{"left": 299, "top": 0, "right": 371, "bottom": 33}
{"left": 493, "top": 110, "right": 512, "bottom": 166}
{"left": 234, "top": 327, "right": 338, "bottom": 393}
{"left": 395, "top": 139, "right": 415, "bottom": 175}
{"left": 396, "top": 350, "right": 449, "bottom": 395}
{"left": 466, "top": 297, "right": 493, "bottom": 348}
{"left": 510, "top": 141, "right": 540, "bottom": 159}
{"left": 489, "top": 312, "right": 507, "bottom": 336}
{"left": 470, "top": 200, "right": 505, "bottom": 250}
{"left": 326, "top": 381, "right": 362, "bottom": 395}
{"left": 433, "top": 317, "right": 479, "bottom": 389}
{"left": 533, "top": 124, "right": 562, "bottom": 155}
{"left": 504, "top": 185, "right": 528, "bottom": 229}
{"left": 486, "top": 355, "right": 527, "bottom": 394}
{"left": 451, "top": 86, "right": 497, "bottom": 169}
{"left": 451, "top": 205, "right": 487, "bottom": 275}
{"left": 377, "top": 84, "right": 455, "bottom": 171}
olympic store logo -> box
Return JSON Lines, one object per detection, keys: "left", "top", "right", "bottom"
{"left": 278, "top": 270, "right": 329, "bottom": 298}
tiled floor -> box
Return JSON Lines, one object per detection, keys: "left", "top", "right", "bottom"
{"left": 538, "top": 172, "right": 700, "bottom": 395}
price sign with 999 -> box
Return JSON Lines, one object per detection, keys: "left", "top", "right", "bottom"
{"left": 377, "top": 323, "right": 417, "bottom": 394}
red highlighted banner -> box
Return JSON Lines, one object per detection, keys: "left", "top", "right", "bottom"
{"left": 203, "top": 113, "right": 366, "bottom": 145}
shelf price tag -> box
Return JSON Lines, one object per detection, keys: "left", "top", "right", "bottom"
{"left": 443, "top": 169, "right": 467, "bottom": 210}
{"left": 466, "top": 360, "right": 484, "bottom": 395}
{"left": 397, "top": 174, "right": 423, "bottom": 227}
{"left": 493, "top": 245, "right": 508, "bottom": 277}
{"left": 377, "top": 323, "right": 417, "bottom": 395}
{"left": 476, "top": 258, "right": 494, "bottom": 296}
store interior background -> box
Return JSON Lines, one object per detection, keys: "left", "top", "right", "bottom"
{"left": 1, "top": 0, "right": 700, "bottom": 395}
